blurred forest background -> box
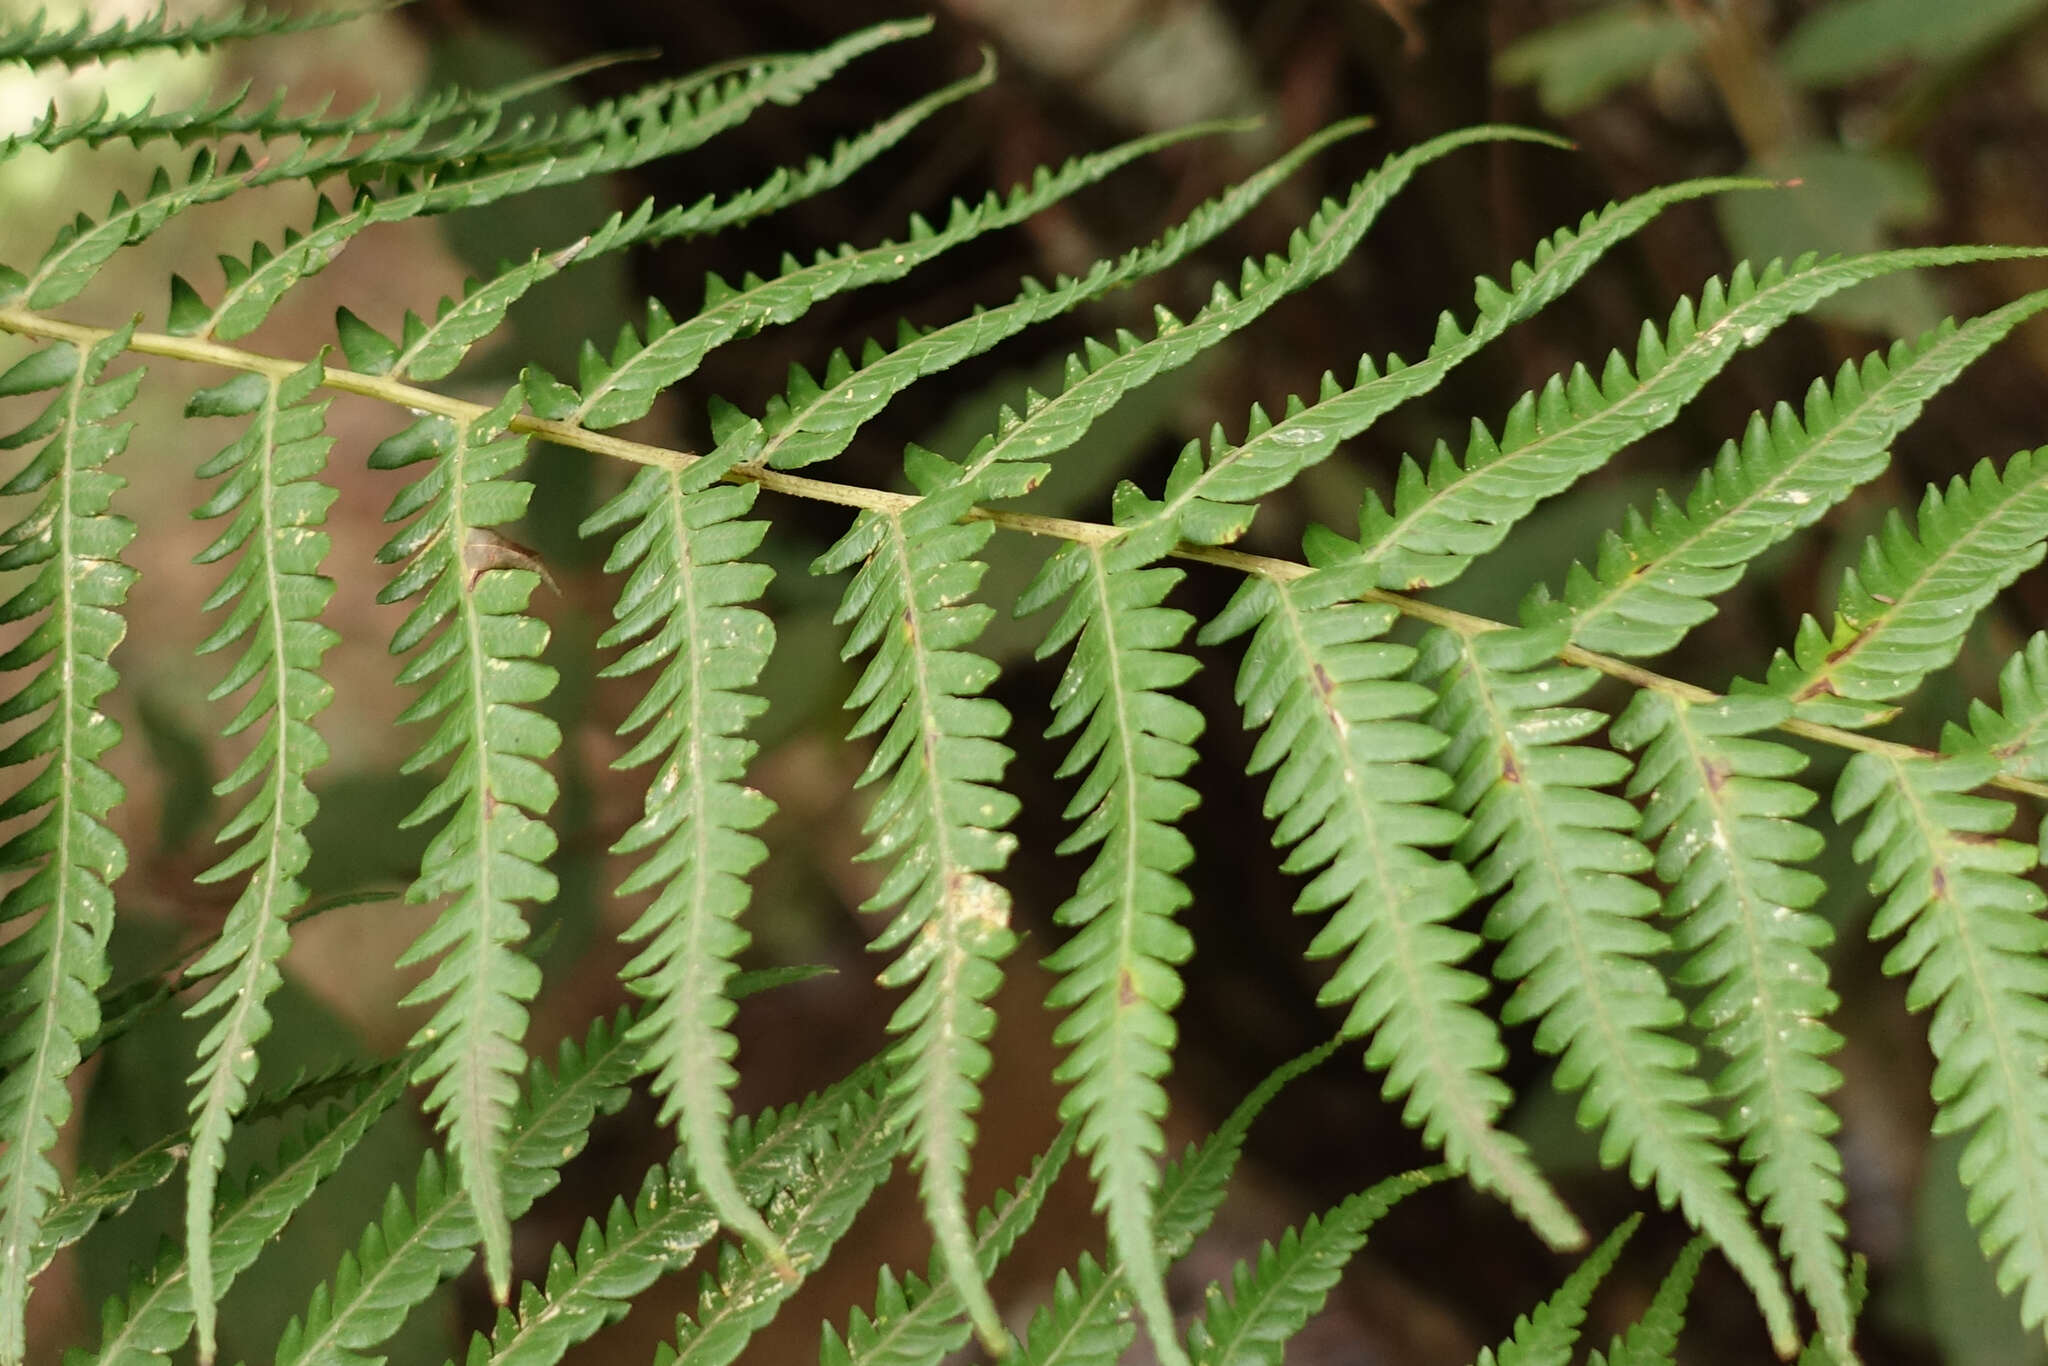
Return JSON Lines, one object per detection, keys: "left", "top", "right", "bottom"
{"left": 8, "top": 0, "right": 2048, "bottom": 1361}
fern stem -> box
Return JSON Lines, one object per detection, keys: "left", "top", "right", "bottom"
{"left": 1, "top": 306, "right": 2041, "bottom": 805}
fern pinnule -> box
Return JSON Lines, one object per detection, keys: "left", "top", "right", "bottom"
{"left": 735, "top": 113, "right": 1376, "bottom": 475}
{"left": 1013, "top": 1043, "right": 1331, "bottom": 1366}
{"left": 1470, "top": 1215, "right": 1638, "bottom": 1366}
{"left": 1202, "top": 580, "right": 1580, "bottom": 1249}
{"left": 1612, "top": 693, "right": 1851, "bottom": 1356}
{"left": 371, "top": 389, "right": 559, "bottom": 1304}
{"left": 1563, "top": 292, "right": 2048, "bottom": 657}
{"left": 1184, "top": 1169, "right": 1438, "bottom": 1366}
{"left": 1753, "top": 446, "right": 2048, "bottom": 728}
{"left": 1586, "top": 1238, "right": 1707, "bottom": 1366}
{"left": 1017, "top": 534, "right": 1205, "bottom": 1366}
{"left": 652, "top": 1082, "right": 900, "bottom": 1366}
{"left": 821, "top": 1127, "right": 1074, "bottom": 1366}
{"left": 177, "top": 358, "right": 339, "bottom": 1361}
{"left": 0, "top": 327, "right": 142, "bottom": 1365}
{"left": 74, "top": 1063, "right": 407, "bottom": 1366}
{"left": 1835, "top": 750, "right": 2048, "bottom": 1334}
{"left": 814, "top": 474, "right": 1021, "bottom": 1350}
{"left": 578, "top": 423, "right": 782, "bottom": 1276}
{"left": 0, "top": 1, "right": 362, "bottom": 72}
{"left": 527, "top": 118, "right": 1255, "bottom": 434}
{"left": 274, "top": 1010, "right": 644, "bottom": 1366}
{"left": 1420, "top": 619, "right": 1797, "bottom": 1355}
{"left": 1338, "top": 247, "right": 2048, "bottom": 597}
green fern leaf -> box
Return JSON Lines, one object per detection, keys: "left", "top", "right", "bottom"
{"left": 0, "top": 0, "right": 365, "bottom": 71}
{"left": 1109, "top": 176, "right": 1762, "bottom": 545}
{"left": 1185, "top": 1169, "right": 1438, "bottom": 1366}
{"left": 371, "top": 390, "right": 558, "bottom": 1303}
{"left": 1013, "top": 1042, "right": 1333, "bottom": 1366}
{"left": 176, "top": 359, "right": 339, "bottom": 1360}
{"left": 576, "top": 424, "right": 781, "bottom": 1270}
{"left": 731, "top": 115, "right": 1373, "bottom": 475}
{"left": 652, "top": 1081, "right": 901, "bottom": 1366}
{"left": 1320, "top": 246, "right": 2048, "bottom": 596}
{"left": 1612, "top": 692, "right": 1851, "bottom": 1355}
{"left": 0, "top": 327, "right": 141, "bottom": 1364}
{"left": 890, "top": 125, "right": 1570, "bottom": 512}
{"left": 1562, "top": 292, "right": 2048, "bottom": 657}
{"left": 273, "top": 1010, "right": 642, "bottom": 1366}
{"left": 71, "top": 1063, "right": 407, "bottom": 1366}
{"left": 812, "top": 475, "right": 1023, "bottom": 1345}
{"left": 1796, "top": 1258, "right": 1869, "bottom": 1366}
{"left": 1202, "top": 578, "right": 1580, "bottom": 1249}
{"left": 1470, "top": 1215, "right": 1638, "bottom": 1366}
{"left": 1586, "top": 1238, "right": 1707, "bottom": 1366}
{"left": 528, "top": 117, "right": 1248, "bottom": 430}
{"left": 1835, "top": 750, "right": 2048, "bottom": 1334}
{"left": 1752, "top": 445, "right": 2048, "bottom": 728}
{"left": 1015, "top": 534, "right": 1205, "bottom": 1366}
{"left": 452, "top": 1058, "right": 885, "bottom": 1366}
{"left": 1420, "top": 620, "right": 1797, "bottom": 1354}
{"left": 821, "top": 1127, "right": 1074, "bottom": 1366}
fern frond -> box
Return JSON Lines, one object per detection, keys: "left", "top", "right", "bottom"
{"left": 902, "top": 126, "right": 1574, "bottom": 510}
{"left": 1185, "top": 1169, "right": 1438, "bottom": 1366}
{"left": 735, "top": 114, "right": 1371, "bottom": 474}
{"left": 822, "top": 1127, "right": 1073, "bottom": 1366}
{"left": 1014, "top": 535, "right": 1204, "bottom": 1366}
{"left": 1419, "top": 620, "right": 1797, "bottom": 1354}
{"left": 0, "top": 1, "right": 365, "bottom": 72}
{"left": 371, "top": 391, "right": 558, "bottom": 1303}
{"left": 1612, "top": 692, "right": 1851, "bottom": 1355}
{"left": 1470, "top": 1215, "right": 1637, "bottom": 1366}
{"left": 1201, "top": 579, "right": 1580, "bottom": 1248}
{"left": 364, "top": 18, "right": 930, "bottom": 181}
{"left": 651, "top": 1081, "right": 901, "bottom": 1366}
{"left": 1835, "top": 749, "right": 2048, "bottom": 1333}
{"left": 1013, "top": 1043, "right": 1332, "bottom": 1366}
{"left": 1321, "top": 246, "right": 2048, "bottom": 595}
{"left": 273, "top": 1010, "right": 643, "bottom": 1366}
{"left": 576, "top": 423, "right": 781, "bottom": 1269}
{"left": 0, "top": 68, "right": 512, "bottom": 160}
{"left": 1562, "top": 292, "right": 2048, "bottom": 657}
{"left": 1107, "top": 176, "right": 1761, "bottom": 546}
{"left": 452, "top": 1058, "right": 886, "bottom": 1366}
{"left": 1796, "top": 1259, "right": 1869, "bottom": 1366}
{"left": 1586, "top": 1238, "right": 1707, "bottom": 1366}
{"left": 813, "top": 473, "right": 1023, "bottom": 1345}
{"left": 176, "top": 359, "right": 338, "bottom": 1360}
{"left": 1752, "top": 446, "right": 2048, "bottom": 729}
{"left": 178, "top": 45, "right": 982, "bottom": 350}
{"left": 0, "top": 328, "right": 142, "bottom": 1364}
{"left": 72, "top": 1063, "right": 406, "bottom": 1366}
{"left": 526, "top": 117, "right": 1252, "bottom": 431}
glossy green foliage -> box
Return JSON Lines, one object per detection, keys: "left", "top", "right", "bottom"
{"left": 0, "top": 1, "right": 358, "bottom": 71}
{"left": 370, "top": 392, "right": 559, "bottom": 1301}
{"left": 178, "top": 360, "right": 340, "bottom": 1359}
{"left": 1836, "top": 750, "right": 2048, "bottom": 1332}
{"left": 0, "top": 327, "right": 141, "bottom": 1363}
{"left": 1185, "top": 1169, "right": 1437, "bottom": 1366}
{"left": 576, "top": 428, "right": 781, "bottom": 1268}
{"left": 1470, "top": 1216, "right": 1637, "bottom": 1366}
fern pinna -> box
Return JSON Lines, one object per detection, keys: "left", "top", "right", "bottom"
{"left": 7, "top": 7, "right": 2048, "bottom": 1366}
